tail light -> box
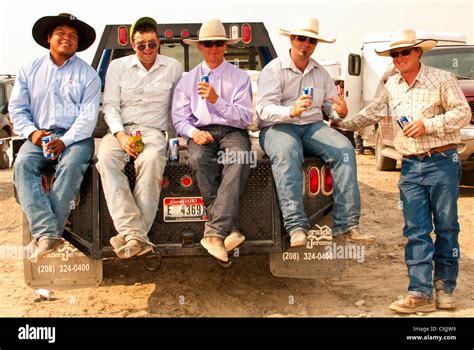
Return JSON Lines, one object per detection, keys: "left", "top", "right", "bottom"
{"left": 118, "top": 26, "right": 128, "bottom": 46}
{"left": 181, "top": 29, "right": 189, "bottom": 38}
{"left": 161, "top": 177, "right": 168, "bottom": 189}
{"left": 241, "top": 24, "right": 251, "bottom": 44}
{"left": 307, "top": 167, "right": 320, "bottom": 196}
{"left": 230, "top": 24, "right": 240, "bottom": 40}
{"left": 181, "top": 175, "right": 192, "bottom": 188}
{"left": 322, "top": 166, "right": 333, "bottom": 195}
{"left": 164, "top": 30, "right": 173, "bottom": 39}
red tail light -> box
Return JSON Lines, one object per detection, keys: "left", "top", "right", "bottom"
{"left": 161, "top": 177, "right": 168, "bottom": 189}
{"left": 118, "top": 26, "right": 128, "bottom": 46}
{"left": 322, "top": 166, "right": 333, "bottom": 195}
{"left": 308, "top": 167, "right": 320, "bottom": 196}
{"left": 181, "top": 175, "right": 192, "bottom": 188}
{"left": 241, "top": 24, "right": 251, "bottom": 44}
{"left": 164, "top": 30, "right": 173, "bottom": 39}
{"left": 181, "top": 29, "right": 189, "bottom": 38}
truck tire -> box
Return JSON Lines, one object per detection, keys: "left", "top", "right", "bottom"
{"left": 0, "top": 129, "right": 10, "bottom": 169}
{"left": 375, "top": 128, "right": 396, "bottom": 171}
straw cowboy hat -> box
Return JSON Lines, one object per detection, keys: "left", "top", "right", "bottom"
{"left": 277, "top": 18, "right": 335, "bottom": 44}
{"left": 32, "top": 13, "right": 96, "bottom": 52}
{"left": 183, "top": 19, "right": 241, "bottom": 45}
{"left": 375, "top": 29, "right": 437, "bottom": 56}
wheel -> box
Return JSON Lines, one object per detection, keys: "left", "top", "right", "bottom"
{"left": 216, "top": 257, "right": 233, "bottom": 268}
{"left": 375, "top": 128, "right": 396, "bottom": 171}
{"left": 143, "top": 255, "right": 162, "bottom": 272}
{"left": 0, "top": 129, "right": 10, "bottom": 169}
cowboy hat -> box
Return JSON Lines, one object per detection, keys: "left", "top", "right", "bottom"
{"left": 130, "top": 16, "right": 158, "bottom": 42}
{"left": 32, "top": 13, "right": 96, "bottom": 52}
{"left": 277, "top": 18, "right": 335, "bottom": 44}
{"left": 183, "top": 19, "right": 241, "bottom": 45}
{"left": 375, "top": 30, "right": 437, "bottom": 56}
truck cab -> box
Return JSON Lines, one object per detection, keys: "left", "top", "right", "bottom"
{"left": 344, "top": 32, "right": 474, "bottom": 177}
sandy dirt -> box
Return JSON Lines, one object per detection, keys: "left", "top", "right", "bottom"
{"left": 1, "top": 153, "right": 473, "bottom": 318}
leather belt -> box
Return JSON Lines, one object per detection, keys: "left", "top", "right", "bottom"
{"left": 402, "top": 144, "right": 456, "bottom": 160}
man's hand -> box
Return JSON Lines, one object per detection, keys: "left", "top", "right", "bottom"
{"left": 403, "top": 120, "right": 426, "bottom": 138}
{"left": 330, "top": 95, "right": 348, "bottom": 117}
{"left": 192, "top": 130, "right": 214, "bottom": 145}
{"left": 45, "top": 138, "right": 66, "bottom": 160}
{"left": 328, "top": 119, "right": 343, "bottom": 128}
{"left": 290, "top": 95, "right": 312, "bottom": 118}
{"left": 198, "top": 82, "right": 219, "bottom": 104}
{"left": 115, "top": 131, "right": 138, "bottom": 158}
{"left": 30, "top": 130, "right": 51, "bottom": 147}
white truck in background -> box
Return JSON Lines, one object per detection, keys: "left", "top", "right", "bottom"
{"left": 343, "top": 31, "right": 474, "bottom": 181}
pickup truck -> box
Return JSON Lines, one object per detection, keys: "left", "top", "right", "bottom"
{"left": 345, "top": 32, "right": 474, "bottom": 184}
{"left": 17, "top": 22, "right": 341, "bottom": 288}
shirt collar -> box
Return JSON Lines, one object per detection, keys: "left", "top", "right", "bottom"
{"left": 282, "top": 49, "right": 318, "bottom": 74}
{"left": 130, "top": 54, "right": 165, "bottom": 72}
{"left": 396, "top": 63, "right": 426, "bottom": 86}
{"left": 48, "top": 53, "right": 77, "bottom": 68}
{"left": 201, "top": 60, "right": 227, "bottom": 78}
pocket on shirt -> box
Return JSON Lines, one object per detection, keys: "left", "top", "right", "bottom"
{"left": 120, "top": 85, "right": 143, "bottom": 103}
{"left": 61, "top": 79, "right": 82, "bottom": 105}
{"left": 147, "top": 82, "right": 172, "bottom": 102}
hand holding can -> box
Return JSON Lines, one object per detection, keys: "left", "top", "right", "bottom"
{"left": 303, "top": 87, "right": 314, "bottom": 110}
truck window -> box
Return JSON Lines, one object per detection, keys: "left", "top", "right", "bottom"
{"left": 421, "top": 47, "right": 474, "bottom": 79}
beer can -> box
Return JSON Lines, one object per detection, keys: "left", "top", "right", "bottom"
{"left": 42, "top": 135, "right": 55, "bottom": 159}
{"left": 397, "top": 116, "right": 410, "bottom": 129}
{"left": 169, "top": 138, "right": 179, "bottom": 162}
{"left": 200, "top": 75, "right": 209, "bottom": 83}
{"left": 36, "top": 288, "right": 54, "bottom": 300}
{"left": 303, "top": 87, "right": 314, "bottom": 110}
{"left": 303, "top": 87, "right": 314, "bottom": 99}
{"left": 129, "top": 130, "right": 144, "bottom": 153}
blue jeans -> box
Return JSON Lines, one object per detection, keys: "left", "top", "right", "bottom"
{"left": 259, "top": 122, "right": 360, "bottom": 235}
{"left": 14, "top": 132, "right": 93, "bottom": 239}
{"left": 399, "top": 149, "right": 461, "bottom": 299}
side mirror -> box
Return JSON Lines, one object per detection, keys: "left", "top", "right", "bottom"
{"left": 348, "top": 54, "right": 361, "bottom": 76}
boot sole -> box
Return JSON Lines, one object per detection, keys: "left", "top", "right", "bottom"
{"left": 389, "top": 303, "right": 436, "bottom": 314}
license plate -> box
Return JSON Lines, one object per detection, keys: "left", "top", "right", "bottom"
{"left": 163, "top": 197, "right": 208, "bottom": 222}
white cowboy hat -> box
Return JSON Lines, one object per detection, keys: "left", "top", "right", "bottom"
{"left": 183, "top": 19, "right": 241, "bottom": 45}
{"left": 375, "top": 29, "right": 438, "bottom": 56}
{"left": 277, "top": 18, "right": 335, "bottom": 44}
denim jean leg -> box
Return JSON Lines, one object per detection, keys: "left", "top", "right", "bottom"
{"left": 428, "top": 151, "right": 461, "bottom": 294}
{"left": 206, "top": 128, "right": 251, "bottom": 238}
{"left": 13, "top": 141, "right": 59, "bottom": 239}
{"left": 399, "top": 159, "right": 435, "bottom": 299}
{"left": 259, "top": 124, "right": 308, "bottom": 234}
{"left": 49, "top": 138, "right": 93, "bottom": 237}
{"left": 302, "top": 121, "right": 361, "bottom": 235}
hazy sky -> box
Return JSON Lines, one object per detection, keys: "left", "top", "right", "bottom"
{"left": 0, "top": 0, "right": 472, "bottom": 73}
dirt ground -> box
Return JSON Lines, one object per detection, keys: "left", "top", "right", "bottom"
{"left": 1, "top": 152, "right": 473, "bottom": 318}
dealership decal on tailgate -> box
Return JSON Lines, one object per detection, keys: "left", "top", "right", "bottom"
{"left": 163, "top": 197, "right": 208, "bottom": 222}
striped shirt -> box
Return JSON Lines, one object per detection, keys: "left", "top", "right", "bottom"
{"left": 341, "top": 64, "right": 471, "bottom": 155}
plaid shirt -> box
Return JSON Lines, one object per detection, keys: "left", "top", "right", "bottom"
{"left": 341, "top": 64, "right": 471, "bottom": 155}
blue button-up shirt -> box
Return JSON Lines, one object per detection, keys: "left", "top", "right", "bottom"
{"left": 172, "top": 60, "right": 253, "bottom": 138}
{"left": 9, "top": 54, "right": 101, "bottom": 147}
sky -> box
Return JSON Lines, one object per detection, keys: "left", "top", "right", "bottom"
{"left": 0, "top": 0, "right": 472, "bottom": 74}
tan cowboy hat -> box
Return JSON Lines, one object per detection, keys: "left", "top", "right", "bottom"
{"left": 277, "top": 18, "right": 335, "bottom": 44}
{"left": 32, "top": 13, "right": 96, "bottom": 52}
{"left": 183, "top": 19, "right": 241, "bottom": 45}
{"left": 375, "top": 29, "right": 438, "bottom": 56}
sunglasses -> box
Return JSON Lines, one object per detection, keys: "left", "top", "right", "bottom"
{"left": 136, "top": 41, "right": 158, "bottom": 51}
{"left": 296, "top": 35, "right": 317, "bottom": 45}
{"left": 202, "top": 40, "right": 226, "bottom": 48}
{"left": 389, "top": 48, "right": 413, "bottom": 58}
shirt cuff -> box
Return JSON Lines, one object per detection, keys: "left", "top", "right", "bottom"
{"left": 109, "top": 120, "right": 126, "bottom": 135}
{"left": 60, "top": 135, "right": 74, "bottom": 148}
{"left": 184, "top": 125, "right": 198, "bottom": 139}
{"left": 24, "top": 126, "right": 38, "bottom": 140}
